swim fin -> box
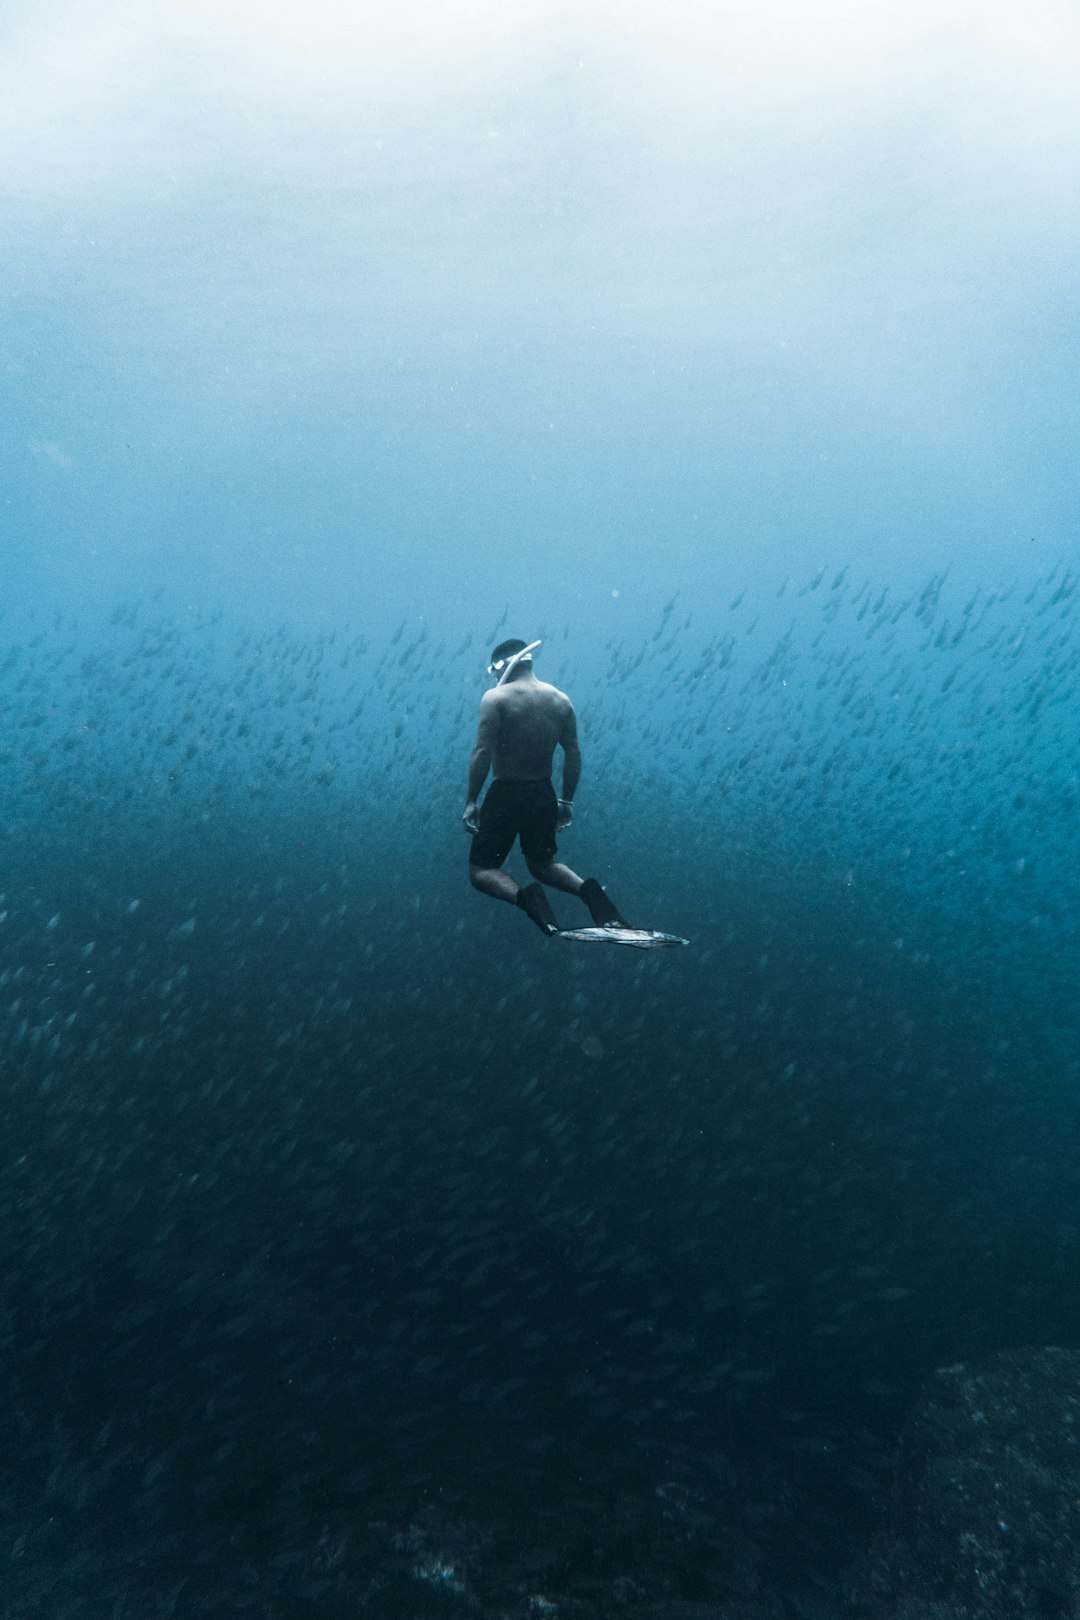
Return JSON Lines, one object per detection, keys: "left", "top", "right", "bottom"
{"left": 516, "top": 882, "right": 560, "bottom": 936}
{"left": 580, "top": 877, "right": 631, "bottom": 929}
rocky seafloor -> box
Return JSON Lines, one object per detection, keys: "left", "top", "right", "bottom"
{"left": 3, "top": 1348, "right": 1078, "bottom": 1619}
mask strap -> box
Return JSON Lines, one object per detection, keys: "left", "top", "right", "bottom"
{"left": 495, "top": 639, "right": 542, "bottom": 685}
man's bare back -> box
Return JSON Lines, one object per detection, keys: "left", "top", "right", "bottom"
{"left": 480, "top": 676, "right": 577, "bottom": 783}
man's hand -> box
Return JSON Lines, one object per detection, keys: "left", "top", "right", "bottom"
{"left": 556, "top": 798, "right": 573, "bottom": 831}
{"left": 463, "top": 801, "right": 480, "bottom": 835}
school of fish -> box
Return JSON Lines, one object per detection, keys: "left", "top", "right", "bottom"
{"left": 1, "top": 561, "right": 1078, "bottom": 1615}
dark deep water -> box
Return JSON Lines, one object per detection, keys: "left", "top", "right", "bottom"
{"left": 2, "top": 569, "right": 1079, "bottom": 1616}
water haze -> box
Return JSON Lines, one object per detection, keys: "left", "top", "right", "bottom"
{"left": 5, "top": 0, "right": 1079, "bottom": 633}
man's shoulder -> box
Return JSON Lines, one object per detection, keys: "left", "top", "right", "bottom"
{"left": 476, "top": 687, "right": 502, "bottom": 728}
{"left": 538, "top": 680, "right": 573, "bottom": 706}
{"left": 486, "top": 679, "right": 572, "bottom": 712}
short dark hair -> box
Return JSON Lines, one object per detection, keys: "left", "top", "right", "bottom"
{"left": 490, "top": 638, "right": 528, "bottom": 667}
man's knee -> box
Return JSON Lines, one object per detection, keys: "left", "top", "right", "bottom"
{"left": 526, "top": 857, "right": 552, "bottom": 881}
{"left": 470, "top": 864, "right": 498, "bottom": 890}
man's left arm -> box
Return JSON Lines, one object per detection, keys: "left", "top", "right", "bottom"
{"left": 463, "top": 694, "right": 499, "bottom": 833}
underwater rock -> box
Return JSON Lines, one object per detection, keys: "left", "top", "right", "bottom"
{"left": 852, "top": 1346, "right": 1080, "bottom": 1618}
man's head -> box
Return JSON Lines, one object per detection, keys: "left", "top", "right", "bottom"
{"left": 487, "top": 638, "right": 535, "bottom": 678}
{"left": 488, "top": 638, "right": 528, "bottom": 673}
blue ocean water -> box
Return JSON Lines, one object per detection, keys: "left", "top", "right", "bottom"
{"left": 2, "top": 5, "right": 1079, "bottom": 1614}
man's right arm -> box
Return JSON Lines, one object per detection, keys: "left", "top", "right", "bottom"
{"left": 557, "top": 699, "right": 581, "bottom": 825}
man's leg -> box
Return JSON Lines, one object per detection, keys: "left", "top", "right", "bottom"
{"left": 470, "top": 865, "right": 520, "bottom": 904}
{"left": 529, "top": 859, "right": 631, "bottom": 927}
{"left": 525, "top": 859, "right": 584, "bottom": 897}
{"left": 469, "top": 785, "right": 521, "bottom": 905}
{"left": 471, "top": 864, "right": 560, "bottom": 935}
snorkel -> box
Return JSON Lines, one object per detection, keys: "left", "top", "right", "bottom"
{"left": 488, "top": 639, "right": 542, "bottom": 686}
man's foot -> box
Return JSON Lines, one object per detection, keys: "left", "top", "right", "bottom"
{"left": 516, "top": 882, "right": 561, "bottom": 936}
{"left": 580, "top": 877, "right": 631, "bottom": 929}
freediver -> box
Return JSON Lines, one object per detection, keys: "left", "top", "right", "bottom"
{"left": 463, "top": 638, "right": 631, "bottom": 936}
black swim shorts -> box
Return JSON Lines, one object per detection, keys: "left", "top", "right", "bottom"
{"left": 469, "top": 778, "right": 559, "bottom": 869}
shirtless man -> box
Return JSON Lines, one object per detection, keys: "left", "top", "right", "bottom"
{"left": 463, "top": 638, "right": 630, "bottom": 936}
